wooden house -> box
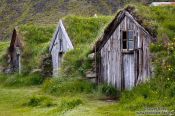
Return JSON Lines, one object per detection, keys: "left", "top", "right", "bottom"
{"left": 8, "top": 28, "right": 22, "bottom": 73}
{"left": 93, "top": 8, "right": 155, "bottom": 90}
{"left": 49, "top": 20, "right": 74, "bottom": 77}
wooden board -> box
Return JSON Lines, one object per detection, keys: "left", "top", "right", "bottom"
{"left": 123, "top": 53, "right": 135, "bottom": 90}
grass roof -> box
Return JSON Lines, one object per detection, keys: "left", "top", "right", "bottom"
{"left": 10, "top": 16, "right": 112, "bottom": 74}
{"left": 131, "top": 5, "right": 175, "bottom": 39}
{"left": 17, "top": 24, "right": 55, "bottom": 73}
{"left": 0, "top": 41, "right": 9, "bottom": 67}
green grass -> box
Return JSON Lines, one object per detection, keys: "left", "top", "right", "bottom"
{"left": 135, "top": 5, "right": 175, "bottom": 39}
{"left": 0, "top": 41, "right": 9, "bottom": 66}
{"left": 0, "top": 0, "right": 132, "bottom": 40}
{"left": 0, "top": 85, "right": 129, "bottom": 116}
{"left": 18, "top": 24, "right": 55, "bottom": 73}
{"left": 42, "top": 77, "right": 96, "bottom": 96}
{"left": 0, "top": 73, "right": 44, "bottom": 87}
{"left": 62, "top": 16, "right": 112, "bottom": 76}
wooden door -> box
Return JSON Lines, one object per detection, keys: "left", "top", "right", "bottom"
{"left": 123, "top": 53, "right": 135, "bottom": 90}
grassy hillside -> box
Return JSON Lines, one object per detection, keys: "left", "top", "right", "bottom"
{"left": 0, "top": 0, "right": 121, "bottom": 40}
{"left": 1, "top": 0, "right": 174, "bottom": 40}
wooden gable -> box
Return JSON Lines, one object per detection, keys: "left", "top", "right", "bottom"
{"left": 93, "top": 10, "right": 154, "bottom": 52}
{"left": 49, "top": 20, "right": 74, "bottom": 53}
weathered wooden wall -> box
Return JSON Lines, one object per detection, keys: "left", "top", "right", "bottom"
{"left": 97, "top": 14, "right": 152, "bottom": 90}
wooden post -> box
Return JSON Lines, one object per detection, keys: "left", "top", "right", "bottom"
{"left": 19, "top": 54, "right": 21, "bottom": 74}
{"left": 16, "top": 47, "right": 21, "bottom": 74}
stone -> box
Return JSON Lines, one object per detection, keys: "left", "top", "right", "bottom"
{"left": 88, "top": 53, "right": 95, "bottom": 60}
{"left": 30, "top": 69, "right": 42, "bottom": 74}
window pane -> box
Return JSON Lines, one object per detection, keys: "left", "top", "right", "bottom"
{"left": 123, "top": 40, "right": 127, "bottom": 49}
{"left": 128, "top": 40, "right": 134, "bottom": 49}
{"left": 60, "top": 39, "right": 63, "bottom": 51}
{"left": 123, "top": 31, "right": 127, "bottom": 40}
{"left": 128, "top": 31, "right": 133, "bottom": 40}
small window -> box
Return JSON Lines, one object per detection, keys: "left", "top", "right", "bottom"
{"left": 122, "top": 31, "right": 127, "bottom": 49}
{"left": 122, "top": 31, "right": 134, "bottom": 50}
{"left": 123, "top": 41, "right": 127, "bottom": 49}
{"left": 59, "top": 38, "right": 63, "bottom": 51}
{"left": 128, "top": 31, "right": 134, "bottom": 50}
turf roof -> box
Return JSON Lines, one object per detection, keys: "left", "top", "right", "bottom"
{"left": 8, "top": 16, "right": 112, "bottom": 74}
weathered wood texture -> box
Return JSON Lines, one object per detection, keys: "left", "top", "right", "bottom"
{"left": 49, "top": 20, "right": 74, "bottom": 77}
{"left": 96, "top": 11, "right": 152, "bottom": 90}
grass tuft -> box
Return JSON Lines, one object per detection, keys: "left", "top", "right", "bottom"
{"left": 0, "top": 73, "right": 44, "bottom": 87}
{"left": 43, "top": 77, "right": 95, "bottom": 96}
{"left": 24, "top": 95, "right": 55, "bottom": 107}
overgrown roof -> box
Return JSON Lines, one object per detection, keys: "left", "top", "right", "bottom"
{"left": 92, "top": 5, "right": 157, "bottom": 52}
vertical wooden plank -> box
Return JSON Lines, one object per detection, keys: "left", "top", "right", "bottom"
{"left": 115, "top": 25, "right": 122, "bottom": 90}
{"left": 123, "top": 54, "right": 135, "bottom": 90}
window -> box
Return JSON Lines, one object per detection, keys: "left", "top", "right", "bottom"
{"left": 128, "top": 31, "right": 134, "bottom": 50}
{"left": 122, "top": 31, "right": 134, "bottom": 50}
{"left": 122, "top": 31, "right": 127, "bottom": 49}
{"left": 59, "top": 38, "right": 63, "bottom": 52}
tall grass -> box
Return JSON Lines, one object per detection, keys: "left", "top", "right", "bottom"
{"left": 0, "top": 41, "right": 9, "bottom": 66}
{"left": 43, "top": 77, "right": 96, "bottom": 96}
{"left": 0, "top": 73, "right": 44, "bottom": 87}
{"left": 19, "top": 24, "right": 55, "bottom": 73}
{"left": 136, "top": 5, "right": 175, "bottom": 39}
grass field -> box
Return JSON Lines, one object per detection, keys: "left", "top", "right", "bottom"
{"left": 0, "top": 86, "right": 136, "bottom": 116}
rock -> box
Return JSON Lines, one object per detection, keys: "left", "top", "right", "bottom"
{"left": 86, "top": 70, "right": 96, "bottom": 83}
{"left": 94, "top": 14, "right": 97, "bottom": 18}
{"left": 86, "top": 71, "right": 96, "bottom": 78}
{"left": 88, "top": 53, "right": 95, "bottom": 60}
{"left": 4, "top": 67, "right": 13, "bottom": 74}
{"left": 30, "top": 69, "right": 41, "bottom": 74}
